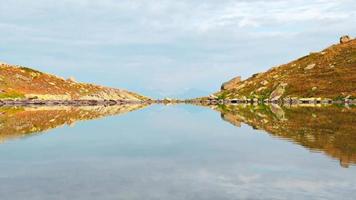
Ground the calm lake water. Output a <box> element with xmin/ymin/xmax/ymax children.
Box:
<box><xmin>0</xmin><ymin>104</ymin><xmax>355</xmax><ymax>200</ymax></box>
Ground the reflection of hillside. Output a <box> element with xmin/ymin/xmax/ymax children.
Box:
<box><xmin>0</xmin><ymin>104</ymin><xmax>149</xmax><ymax>143</ymax></box>
<box><xmin>214</xmin><ymin>104</ymin><xmax>356</xmax><ymax>168</ymax></box>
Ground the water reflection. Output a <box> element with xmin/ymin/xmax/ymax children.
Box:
<box><xmin>209</xmin><ymin>104</ymin><xmax>356</xmax><ymax>168</ymax></box>
<box><xmin>0</xmin><ymin>104</ymin><xmax>148</xmax><ymax>143</ymax></box>
<box><xmin>1</xmin><ymin>103</ymin><xmax>355</xmax><ymax>168</ymax></box>
<box><xmin>1</xmin><ymin>104</ymin><xmax>356</xmax><ymax>199</ymax></box>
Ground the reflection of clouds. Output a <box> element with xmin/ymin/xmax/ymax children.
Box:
<box><xmin>238</xmin><ymin>174</ymin><xmax>261</xmax><ymax>184</ymax></box>
<box><xmin>273</xmin><ymin>180</ymin><xmax>349</xmax><ymax>192</ymax></box>
<box><xmin>2</xmin><ymin>158</ymin><xmax>355</xmax><ymax>200</ymax></box>
<box><xmin>1</xmin><ymin>105</ymin><xmax>356</xmax><ymax>199</ymax></box>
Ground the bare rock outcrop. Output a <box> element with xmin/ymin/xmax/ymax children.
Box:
<box><xmin>340</xmin><ymin>35</ymin><xmax>353</xmax><ymax>44</ymax></box>
<box><xmin>269</xmin><ymin>83</ymin><xmax>288</xmax><ymax>101</ymax></box>
<box><xmin>221</xmin><ymin>76</ymin><xmax>241</xmax><ymax>90</ymax></box>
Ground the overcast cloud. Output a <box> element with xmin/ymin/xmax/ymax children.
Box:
<box><xmin>1</xmin><ymin>0</ymin><xmax>355</xmax><ymax>98</ymax></box>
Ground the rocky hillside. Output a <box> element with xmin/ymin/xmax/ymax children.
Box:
<box><xmin>0</xmin><ymin>63</ymin><xmax>148</xmax><ymax>101</ymax></box>
<box><xmin>214</xmin><ymin>36</ymin><xmax>356</xmax><ymax>102</ymax></box>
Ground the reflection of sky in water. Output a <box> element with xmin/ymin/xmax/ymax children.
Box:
<box><xmin>0</xmin><ymin>105</ymin><xmax>355</xmax><ymax>200</ymax></box>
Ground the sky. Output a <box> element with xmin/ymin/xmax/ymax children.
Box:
<box><xmin>1</xmin><ymin>0</ymin><xmax>355</xmax><ymax>98</ymax></box>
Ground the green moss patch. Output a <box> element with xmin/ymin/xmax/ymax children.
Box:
<box><xmin>0</xmin><ymin>91</ymin><xmax>25</xmax><ymax>99</ymax></box>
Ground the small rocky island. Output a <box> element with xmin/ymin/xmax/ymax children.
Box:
<box><xmin>196</xmin><ymin>35</ymin><xmax>356</xmax><ymax>105</ymax></box>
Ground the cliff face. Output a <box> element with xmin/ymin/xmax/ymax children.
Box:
<box><xmin>215</xmin><ymin>37</ymin><xmax>356</xmax><ymax>101</ymax></box>
<box><xmin>0</xmin><ymin>63</ymin><xmax>149</xmax><ymax>101</ymax></box>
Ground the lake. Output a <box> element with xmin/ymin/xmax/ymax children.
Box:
<box><xmin>0</xmin><ymin>104</ymin><xmax>355</xmax><ymax>200</ymax></box>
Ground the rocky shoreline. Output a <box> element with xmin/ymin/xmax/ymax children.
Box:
<box><xmin>184</xmin><ymin>97</ymin><xmax>356</xmax><ymax>105</ymax></box>
<box><xmin>1</xmin><ymin>98</ymin><xmax>355</xmax><ymax>107</ymax></box>
<box><xmin>0</xmin><ymin>99</ymin><xmax>150</xmax><ymax>106</ymax></box>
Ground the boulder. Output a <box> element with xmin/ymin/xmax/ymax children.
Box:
<box><xmin>260</xmin><ymin>80</ymin><xmax>269</xmax><ymax>86</ymax></box>
<box><xmin>67</xmin><ymin>77</ymin><xmax>77</xmax><ymax>82</ymax></box>
<box><xmin>221</xmin><ymin>76</ymin><xmax>242</xmax><ymax>90</ymax></box>
<box><xmin>270</xmin><ymin>83</ymin><xmax>288</xmax><ymax>101</ymax></box>
<box><xmin>340</xmin><ymin>35</ymin><xmax>353</xmax><ymax>44</ymax></box>
<box><xmin>15</xmin><ymin>74</ymin><xmax>31</xmax><ymax>81</ymax></box>
<box><xmin>304</xmin><ymin>63</ymin><xmax>316</xmax><ymax>70</ymax></box>
<box><xmin>208</xmin><ymin>95</ymin><xmax>218</xmax><ymax>100</ymax></box>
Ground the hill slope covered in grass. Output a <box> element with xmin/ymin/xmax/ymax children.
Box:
<box><xmin>0</xmin><ymin>63</ymin><xmax>148</xmax><ymax>101</ymax></box>
<box><xmin>214</xmin><ymin>36</ymin><xmax>356</xmax><ymax>102</ymax></box>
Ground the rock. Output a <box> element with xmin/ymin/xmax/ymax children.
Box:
<box><xmin>67</xmin><ymin>77</ymin><xmax>77</xmax><ymax>82</ymax></box>
<box><xmin>209</xmin><ymin>95</ymin><xmax>217</xmax><ymax>99</ymax></box>
<box><xmin>260</xmin><ymin>80</ymin><xmax>269</xmax><ymax>86</ymax></box>
<box><xmin>30</xmin><ymin>72</ymin><xmax>39</xmax><ymax>78</ymax></box>
<box><xmin>340</xmin><ymin>35</ymin><xmax>353</xmax><ymax>44</ymax></box>
<box><xmin>280</xmin><ymin>82</ymin><xmax>288</xmax><ymax>87</ymax></box>
<box><xmin>270</xmin><ymin>83</ymin><xmax>287</xmax><ymax>101</ymax></box>
<box><xmin>257</xmin><ymin>86</ymin><xmax>267</xmax><ymax>92</ymax></box>
<box><xmin>221</xmin><ymin>76</ymin><xmax>242</xmax><ymax>90</ymax></box>
<box><xmin>321</xmin><ymin>98</ymin><xmax>332</xmax><ymax>104</ymax></box>
<box><xmin>15</xmin><ymin>74</ymin><xmax>31</xmax><ymax>81</ymax></box>
<box><xmin>251</xmin><ymin>73</ymin><xmax>261</xmax><ymax>78</ymax></box>
<box><xmin>312</xmin><ymin>87</ymin><xmax>317</xmax><ymax>91</ymax></box>
<box><xmin>299</xmin><ymin>98</ymin><xmax>318</xmax><ymax>103</ymax></box>
<box><xmin>235</xmin><ymin>83</ymin><xmax>246</xmax><ymax>90</ymax></box>
<box><xmin>304</xmin><ymin>63</ymin><xmax>316</xmax><ymax>70</ymax></box>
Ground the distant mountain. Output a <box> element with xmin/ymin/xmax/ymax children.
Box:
<box><xmin>0</xmin><ymin>63</ymin><xmax>149</xmax><ymax>101</ymax></box>
<box><xmin>212</xmin><ymin>36</ymin><xmax>356</xmax><ymax>102</ymax></box>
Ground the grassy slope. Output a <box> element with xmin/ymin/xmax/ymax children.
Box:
<box><xmin>0</xmin><ymin>63</ymin><xmax>148</xmax><ymax>101</ymax></box>
<box><xmin>215</xmin><ymin>39</ymin><xmax>356</xmax><ymax>100</ymax></box>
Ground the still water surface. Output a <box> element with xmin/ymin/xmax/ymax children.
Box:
<box><xmin>0</xmin><ymin>104</ymin><xmax>355</xmax><ymax>200</ymax></box>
